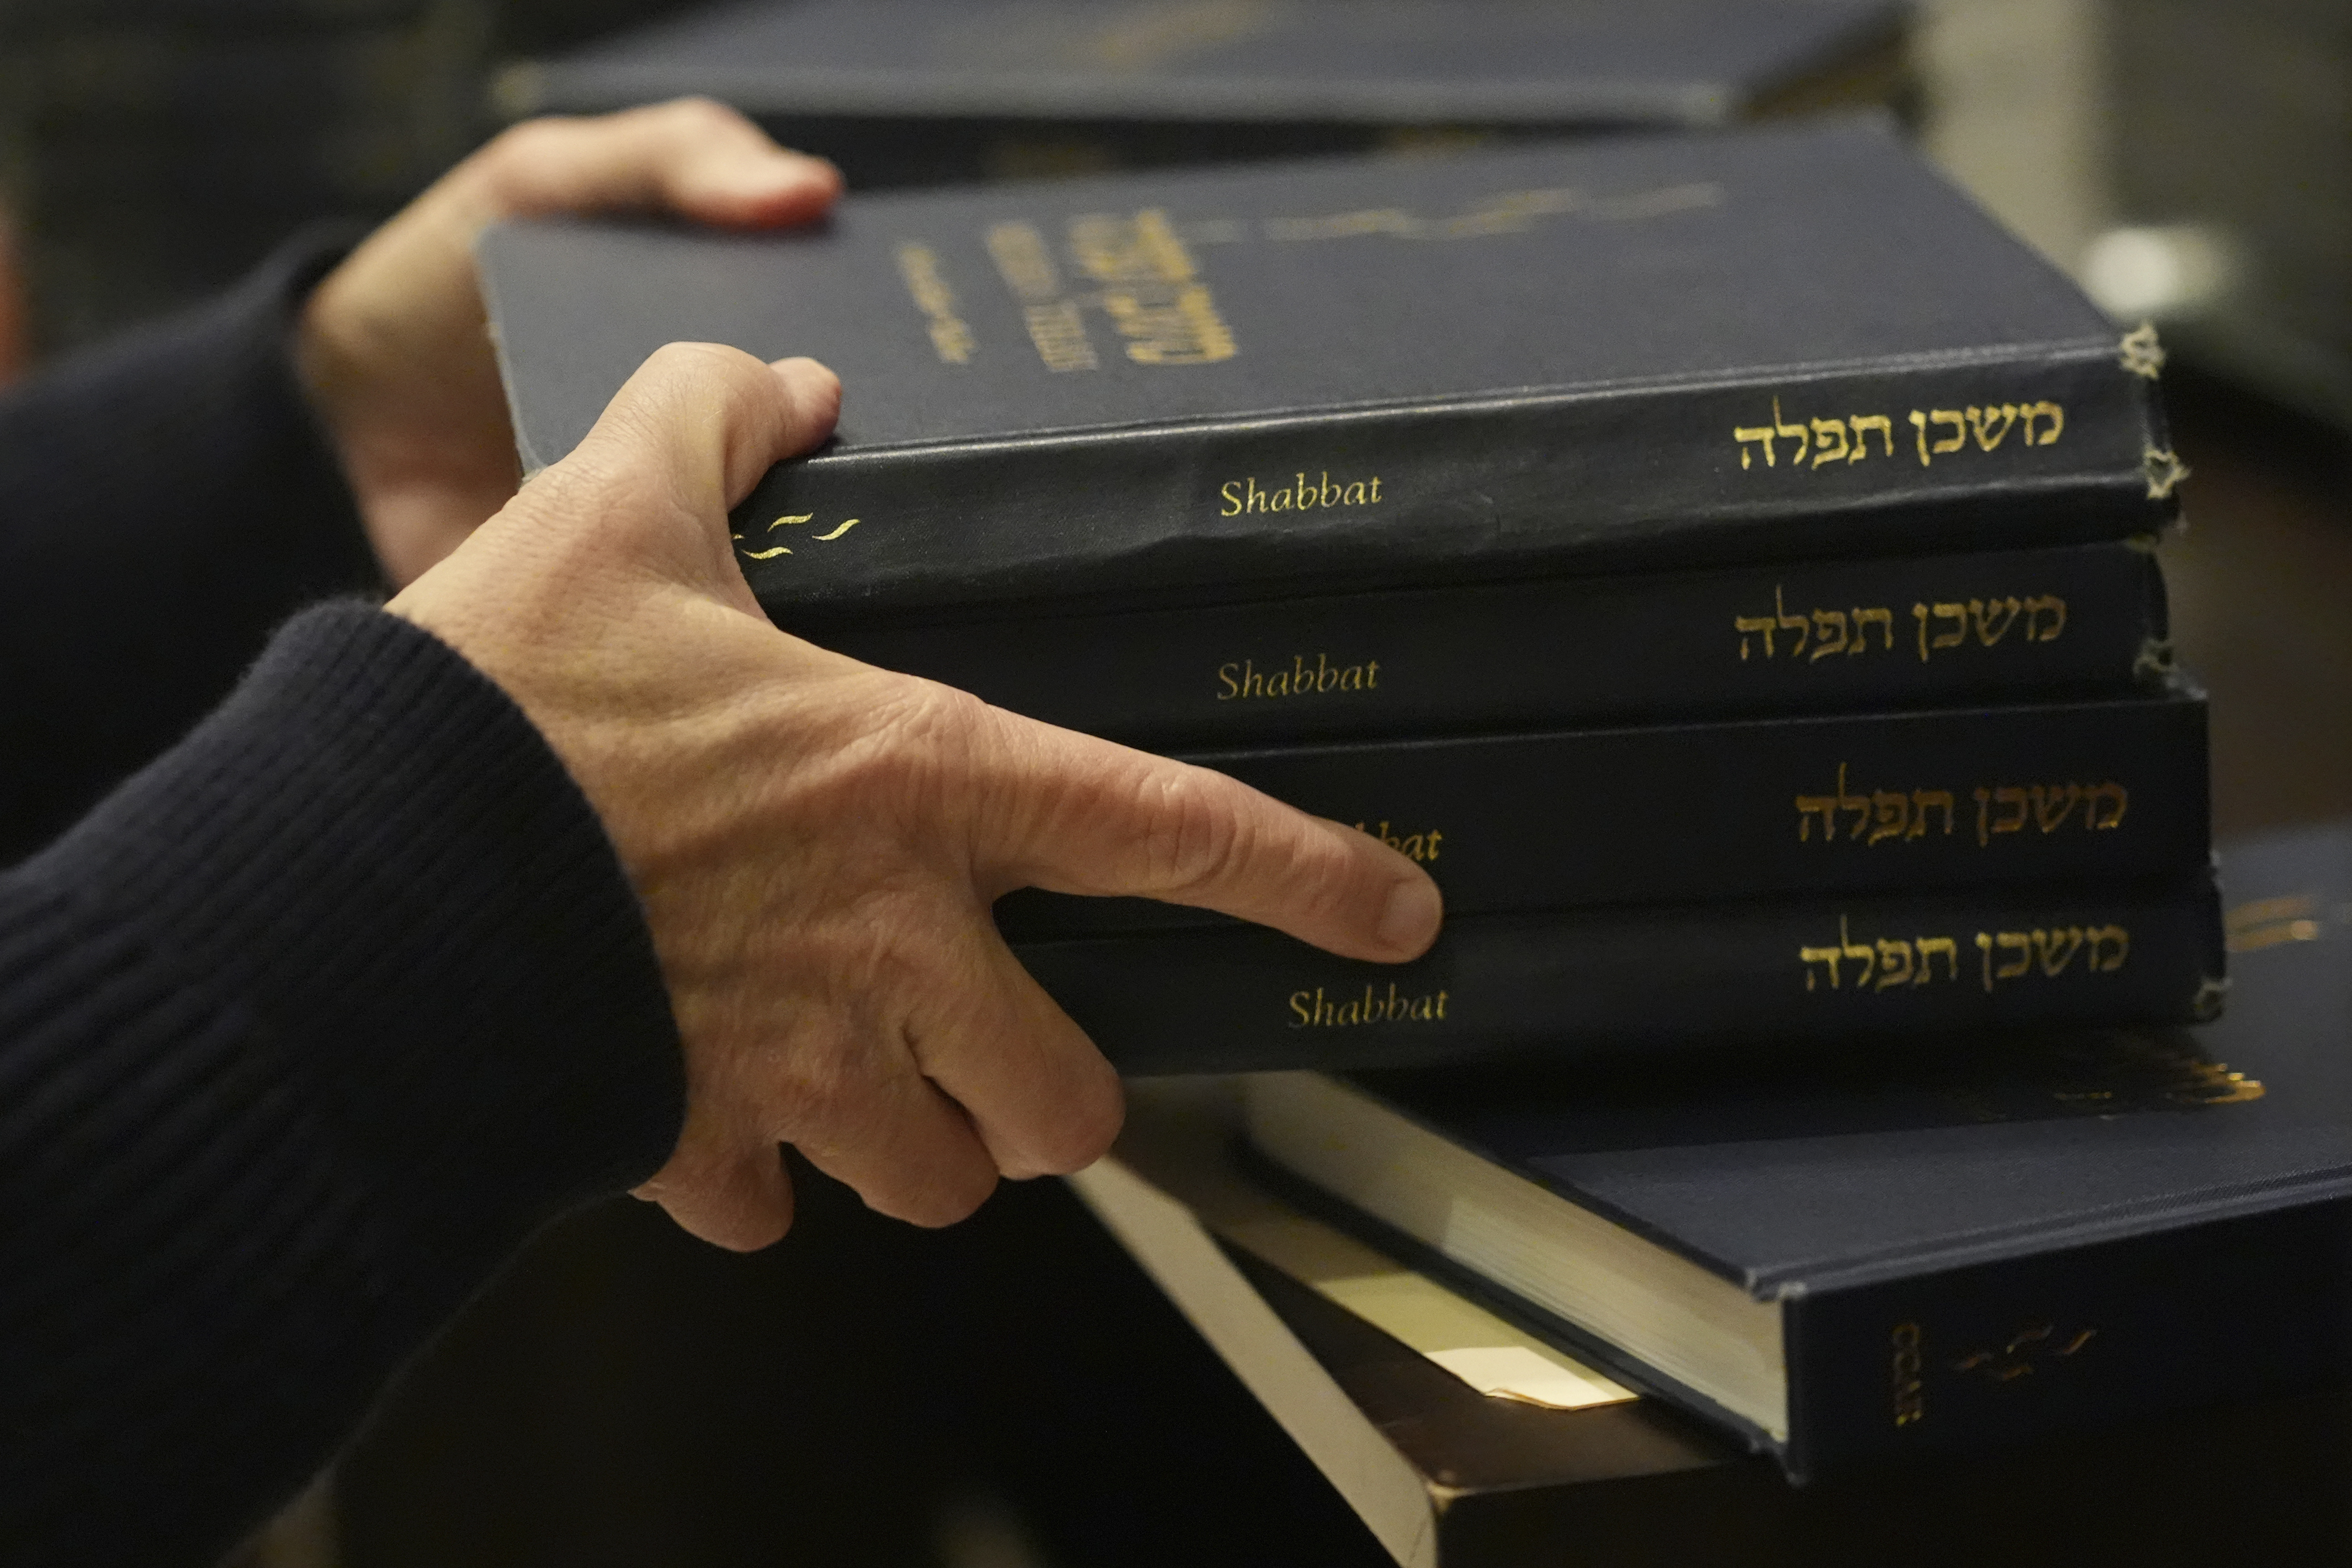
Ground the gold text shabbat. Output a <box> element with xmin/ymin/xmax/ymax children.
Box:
<box><xmin>1288</xmin><ymin>983</ymin><xmax>1451</xmax><ymax>1028</ymax></box>
<box><xmin>1219</xmin><ymin>471</ymin><xmax>1383</xmax><ymax>516</ymax></box>
<box><xmin>1216</xmin><ymin>653</ymin><xmax>1380</xmax><ymax>701</ymax></box>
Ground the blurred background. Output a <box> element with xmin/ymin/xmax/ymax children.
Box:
<box><xmin>1</xmin><ymin>3</ymin><xmax>2340</xmax><ymax>1566</ymax></box>
<box><xmin>0</xmin><ymin>0</ymin><xmax>2342</xmax><ymax>420</ymax></box>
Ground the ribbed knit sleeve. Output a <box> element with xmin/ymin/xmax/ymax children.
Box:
<box><xmin>0</xmin><ymin>602</ymin><xmax>686</xmax><ymax>1568</ymax></box>
<box><xmin>0</xmin><ymin>238</ymin><xmax>382</xmax><ymax>866</ymax></box>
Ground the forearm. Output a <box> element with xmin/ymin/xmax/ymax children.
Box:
<box><xmin>0</xmin><ymin>604</ymin><xmax>682</xmax><ymax>1568</ymax></box>
<box><xmin>0</xmin><ymin>245</ymin><xmax>382</xmax><ymax>864</ymax></box>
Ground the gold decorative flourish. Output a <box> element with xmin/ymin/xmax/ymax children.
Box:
<box><xmin>2119</xmin><ymin>322</ymin><xmax>2167</xmax><ymax>378</ymax></box>
<box><xmin>733</xmin><ymin>512</ymin><xmax>863</xmax><ymax>561</ymax></box>
<box><xmin>1952</xmin><ymin>1320</ymin><xmax>2098</xmax><ymax>1385</ymax></box>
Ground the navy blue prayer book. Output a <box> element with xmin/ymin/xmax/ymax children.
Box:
<box><xmin>478</xmin><ymin>119</ymin><xmax>2181</xmax><ymax>625</ymax></box>
<box><xmin>1243</xmin><ymin>821</ymin><xmax>2352</xmax><ymax>1479</ymax></box>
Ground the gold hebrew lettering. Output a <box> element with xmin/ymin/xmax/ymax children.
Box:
<box><xmin>1840</xmin><ymin>767</ymin><xmax>1872</xmax><ymax>840</ymax></box>
<box><xmin>1990</xmin><ymin>786</ymin><xmax>2031</xmax><ymax>837</ymax></box>
<box><xmin>2085</xmin><ymin>783</ymin><xmax>2129</xmax><ymax>830</ymax></box>
<box><xmin>1853</xmin><ymin>606</ymin><xmax>1894</xmax><ymax>652</ymax></box>
<box><xmin>1798</xmin><ymin>764</ymin><xmax>1857</xmax><ymax>842</ymax></box>
<box><xmin>1841</xmin><ymin>916</ymin><xmax>1876</xmax><ymax>988</ymax></box>
<box><xmin>1995</xmin><ymin>931</ymin><xmax>2033</xmax><ymax>981</ymax></box>
<box><xmin>1734</xmin><ymin>613</ymin><xmax>1777</xmax><ymax>660</ymax></box>
<box><xmin>1909</xmin><ymin>788</ymin><xmax>1956</xmax><ymax>839</ymax></box>
<box><xmin>1928</xmin><ymin>409</ymin><xmax>1966</xmax><ymax>456</ymax></box>
<box><xmin>2033</xmin><ymin>926</ymin><xmax>2085</xmax><ymax>977</ymax></box>
<box><xmin>2020</xmin><ymin>401</ymin><xmax>2064</xmax><ymax>445</ymax></box>
<box><xmin>2022</xmin><ymin>594</ymin><xmax>2068</xmax><ymax>641</ymax></box>
<box><xmin>1967</xmin><ymin>404</ymin><xmax>2019</xmax><ymax>450</ymax></box>
<box><xmin>1773</xmin><ymin>398</ymin><xmax>1809</xmax><ymax>466</ymax></box>
<box><xmin>1972</xmin><ymin>596</ymin><xmax>2023</xmax><ymax>646</ymax></box>
<box><xmin>2031</xmin><ymin>784</ymin><xmax>2082</xmax><ymax>833</ymax></box>
<box><xmin>1810</xmin><ymin>609</ymin><xmax>1850</xmax><ymax>661</ymax></box>
<box><xmin>1849</xmin><ymin>414</ymin><xmax>1894</xmax><ymax>459</ymax></box>
<box><xmin>1810</xmin><ymin>418</ymin><xmax>1850</xmax><ymax>468</ymax></box>
<box><xmin>1915</xmin><ymin>936</ymin><xmax>1960</xmax><ymax>983</ymax></box>
<box><xmin>2085</xmin><ymin>924</ymin><xmax>2130</xmax><ymax>971</ymax></box>
<box><xmin>1867</xmin><ymin>790</ymin><xmax>1912</xmax><ymax>846</ymax></box>
<box><xmin>1775</xmin><ymin>586</ymin><xmax>1809</xmax><ymax>657</ymax></box>
<box><xmin>1799</xmin><ymin>944</ymin><xmax>1842</xmax><ymax>991</ymax></box>
<box><xmin>1735</xmin><ymin>424</ymin><xmax>1776</xmax><ymax>469</ymax></box>
<box><xmin>1796</xmin><ymin>795</ymin><xmax>1839</xmax><ymax>842</ymax></box>
<box><xmin>1875</xmin><ymin>939</ymin><xmax>1915</xmax><ymax>989</ymax></box>
<box><xmin>1929</xmin><ymin>602</ymin><xmax>1968</xmax><ymax>653</ymax></box>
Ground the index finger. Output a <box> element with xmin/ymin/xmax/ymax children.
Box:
<box><xmin>972</xmin><ymin>715</ymin><xmax>1443</xmax><ymax>963</ymax></box>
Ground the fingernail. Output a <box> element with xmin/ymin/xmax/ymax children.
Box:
<box><xmin>1377</xmin><ymin>877</ymin><xmax>1443</xmax><ymax>956</ymax></box>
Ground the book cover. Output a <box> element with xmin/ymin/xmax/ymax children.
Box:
<box><xmin>501</xmin><ymin>0</ymin><xmax>1909</xmax><ymax>140</ymax></box>
<box><xmin>478</xmin><ymin>119</ymin><xmax>2181</xmax><ymax>619</ymax></box>
<box><xmin>1023</xmin><ymin>876</ymin><xmax>2224</xmax><ymax>1073</ymax></box>
<box><xmin>996</xmin><ymin>682</ymin><xmax>2213</xmax><ymax>936</ymax></box>
<box><xmin>1242</xmin><ymin>819</ymin><xmax>2352</xmax><ymax>1478</ymax></box>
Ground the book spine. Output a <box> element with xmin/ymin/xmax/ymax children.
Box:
<box><xmin>814</xmin><ymin>540</ymin><xmax>2168</xmax><ymax>749</ymax></box>
<box><xmin>993</xmin><ymin>688</ymin><xmax>2212</xmax><ymax>936</ymax></box>
<box><xmin>1786</xmin><ymin>1194</ymin><xmax>2352</xmax><ymax>1480</ymax></box>
<box><xmin>1018</xmin><ymin>881</ymin><xmax>2224</xmax><ymax>1074</ymax></box>
<box><xmin>737</xmin><ymin>347</ymin><xmax>2176</xmax><ymax>615</ymax></box>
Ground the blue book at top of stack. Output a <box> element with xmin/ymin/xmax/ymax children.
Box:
<box><xmin>479</xmin><ymin>118</ymin><xmax>2178</xmax><ymax>623</ymax></box>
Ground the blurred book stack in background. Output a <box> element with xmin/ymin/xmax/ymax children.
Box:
<box><xmin>493</xmin><ymin>0</ymin><xmax>1915</xmax><ymax>190</ymax></box>
<box><xmin>2084</xmin><ymin>0</ymin><xmax>2352</xmax><ymax>432</ymax></box>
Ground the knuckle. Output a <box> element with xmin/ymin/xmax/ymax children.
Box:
<box><xmin>1027</xmin><ymin>1071</ymin><xmax>1124</xmax><ymax>1175</ymax></box>
<box><xmin>1141</xmin><ymin>768</ymin><xmax>1252</xmax><ymax>894</ymax></box>
<box><xmin>827</xmin><ymin>676</ymin><xmax>991</xmax><ymax>809</ymax></box>
<box><xmin>641</xmin><ymin>338</ymin><xmax>754</xmax><ymax>383</ymax></box>
<box><xmin>659</xmin><ymin>95</ymin><xmax>743</xmax><ymax>135</ymax></box>
<box><xmin>891</xmin><ymin>1163</ymin><xmax>998</xmax><ymax>1229</ymax></box>
<box><xmin>482</xmin><ymin>117</ymin><xmax>576</xmax><ymax>177</ymax></box>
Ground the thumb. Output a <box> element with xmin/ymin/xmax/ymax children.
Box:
<box><xmin>568</xmin><ymin>340</ymin><xmax>840</xmax><ymax>517</ymax></box>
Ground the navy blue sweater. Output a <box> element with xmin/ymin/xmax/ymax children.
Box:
<box><xmin>0</xmin><ymin>256</ymin><xmax>687</xmax><ymax>1565</ymax></box>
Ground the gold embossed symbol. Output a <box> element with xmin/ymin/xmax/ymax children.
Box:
<box><xmin>730</xmin><ymin>514</ymin><xmax>863</xmax><ymax>561</ymax></box>
<box><xmin>2118</xmin><ymin>322</ymin><xmax>2167</xmax><ymax>379</ymax></box>
<box><xmin>1951</xmin><ymin>1321</ymin><xmax>2098</xmax><ymax>1384</ymax></box>
<box><xmin>2142</xmin><ymin>447</ymin><xmax>2190</xmax><ymax>500</ymax></box>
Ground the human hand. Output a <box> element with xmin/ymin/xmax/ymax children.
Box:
<box><xmin>299</xmin><ymin>99</ymin><xmax>841</xmax><ymax>587</ymax></box>
<box><xmin>385</xmin><ymin>344</ymin><xmax>1444</xmax><ymax>1251</ymax></box>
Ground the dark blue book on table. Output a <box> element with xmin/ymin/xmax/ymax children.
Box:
<box><xmin>478</xmin><ymin>119</ymin><xmax>2181</xmax><ymax>627</ymax></box>
<box><xmin>1243</xmin><ymin>821</ymin><xmax>2352</xmax><ymax>1480</ymax></box>
<box><xmin>500</xmin><ymin>0</ymin><xmax>1910</xmax><ymax>171</ymax></box>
